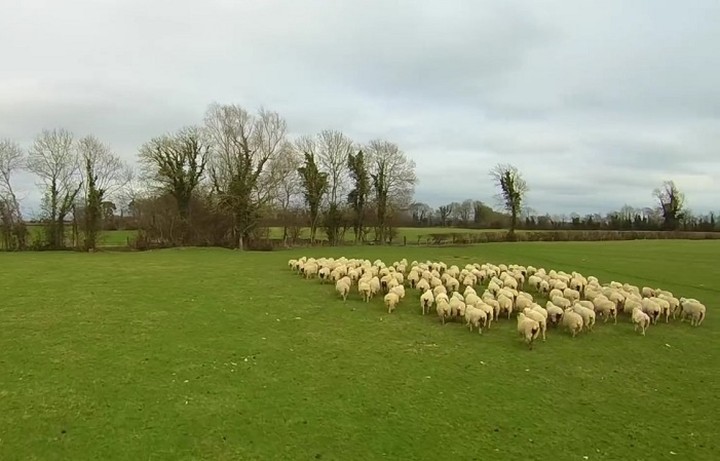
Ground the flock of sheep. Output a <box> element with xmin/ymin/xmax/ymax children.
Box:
<box><xmin>287</xmin><ymin>256</ymin><xmax>707</xmax><ymax>349</ymax></box>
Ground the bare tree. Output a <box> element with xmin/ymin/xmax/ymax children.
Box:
<box><xmin>0</xmin><ymin>139</ymin><xmax>27</xmax><ymax>249</ymax></box>
<box><xmin>437</xmin><ymin>204</ymin><xmax>452</xmax><ymax>227</ymax></box>
<box><xmin>317</xmin><ymin>130</ymin><xmax>353</xmax><ymax>207</ymax></box>
<box><xmin>490</xmin><ymin>163</ymin><xmax>528</xmax><ymax>237</ymax></box>
<box><xmin>139</xmin><ymin>126</ymin><xmax>208</xmax><ymax>244</ymax></box>
<box><xmin>27</xmin><ymin>128</ymin><xmax>82</xmax><ymax>249</ymax></box>
<box><xmin>77</xmin><ymin>135</ymin><xmax>129</xmax><ymax>250</ymax></box>
<box><xmin>316</xmin><ymin>130</ymin><xmax>353</xmax><ymax>245</ymax></box>
<box><xmin>268</xmin><ymin>141</ymin><xmax>302</xmax><ymax>242</ymax></box>
<box><xmin>365</xmin><ymin>140</ymin><xmax>417</xmax><ymax>244</ymax></box>
<box><xmin>204</xmin><ymin>103</ymin><xmax>288</xmax><ymax>250</ymax></box>
<box><xmin>458</xmin><ymin>199</ymin><xmax>474</xmax><ymax>225</ymax></box>
<box><xmin>653</xmin><ymin>180</ymin><xmax>685</xmax><ymax>230</ymax></box>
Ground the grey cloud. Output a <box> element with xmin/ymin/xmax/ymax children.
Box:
<box><xmin>2</xmin><ymin>0</ymin><xmax>720</xmax><ymax>217</ymax></box>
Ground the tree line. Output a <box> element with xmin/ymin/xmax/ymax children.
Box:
<box><xmin>0</xmin><ymin>104</ymin><xmax>713</xmax><ymax>251</ymax></box>
<box><xmin>0</xmin><ymin>103</ymin><xmax>420</xmax><ymax>250</ymax></box>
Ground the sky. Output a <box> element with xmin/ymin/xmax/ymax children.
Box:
<box><xmin>2</xmin><ymin>0</ymin><xmax>719</xmax><ymax>218</ymax></box>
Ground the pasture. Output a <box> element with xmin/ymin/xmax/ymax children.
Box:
<box><xmin>1</xmin><ymin>241</ymin><xmax>718</xmax><ymax>460</ymax></box>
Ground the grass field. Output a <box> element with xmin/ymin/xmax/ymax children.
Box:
<box><xmin>1</xmin><ymin>241</ymin><xmax>718</xmax><ymax>460</ymax></box>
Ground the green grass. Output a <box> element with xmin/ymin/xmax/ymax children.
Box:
<box><xmin>1</xmin><ymin>241</ymin><xmax>718</xmax><ymax>460</ymax></box>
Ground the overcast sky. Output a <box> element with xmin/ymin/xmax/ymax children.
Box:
<box><xmin>2</xmin><ymin>0</ymin><xmax>719</xmax><ymax>217</ymax></box>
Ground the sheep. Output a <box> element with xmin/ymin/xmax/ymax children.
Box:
<box><xmin>545</xmin><ymin>302</ymin><xmax>565</xmax><ymax>326</ymax></box>
<box><xmin>572</xmin><ymin>303</ymin><xmax>596</xmax><ymax>331</ymax></box>
<box><xmin>641</xmin><ymin>286</ymin><xmax>656</xmax><ymax>298</ymax></box>
<box><xmin>416</xmin><ymin>278</ymin><xmax>430</xmax><ymax>293</ymax></box>
<box><xmin>336</xmin><ymin>279</ymin><xmax>351</xmax><ymax>301</ymax></box>
<box><xmin>451</xmin><ymin>291</ymin><xmax>464</xmax><ymax>302</ymax></box>
<box><xmin>390</xmin><ymin>285</ymin><xmax>405</xmax><ymax>300</ymax></box>
<box><xmin>632</xmin><ymin>307</ymin><xmax>651</xmax><ymax>335</ymax></box>
<box><xmin>658</xmin><ymin>293</ymin><xmax>680</xmax><ymax>320</ymax></box>
<box><xmin>488</xmin><ymin>280</ymin><xmax>501</xmax><ymax>296</ymax></box>
<box><xmin>576</xmin><ymin>300</ymin><xmax>595</xmax><ymax>311</ymax></box>
<box><xmin>358</xmin><ymin>280</ymin><xmax>372</xmax><ymax>302</ymax></box>
<box><xmin>369</xmin><ymin>277</ymin><xmax>381</xmax><ymax>298</ymax></box>
<box><xmin>549</xmin><ymin>288</ymin><xmax>564</xmax><ymax>300</ymax></box>
<box><xmin>641</xmin><ymin>298</ymin><xmax>662</xmax><ymax>325</ymax></box>
<box><xmin>593</xmin><ymin>297</ymin><xmax>617</xmax><ymax>324</ymax></box>
<box><xmin>384</xmin><ymin>292</ymin><xmax>400</xmax><ymax>314</ymax></box>
<box><xmin>435</xmin><ymin>292</ymin><xmax>450</xmax><ymax>305</ymax></box>
<box><xmin>436</xmin><ymin>299</ymin><xmax>452</xmax><ymax>324</ymax></box>
<box><xmin>433</xmin><ymin>284</ymin><xmax>447</xmax><ymax>298</ymax></box>
<box><xmin>653</xmin><ymin>297</ymin><xmax>671</xmax><ymax>323</ymax></box>
<box><xmin>497</xmin><ymin>294</ymin><xmax>514</xmax><ymax>319</ymax></box>
<box><xmin>679</xmin><ymin>298</ymin><xmax>706</xmax><ymax>326</ymax></box>
<box><xmin>407</xmin><ymin>270</ymin><xmax>420</xmax><ymax>288</ymax></box>
<box><xmin>484</xmin><ymin>298</ymin><xmax>501</xmax><ymax>321</ymax></box>
<box><xmin>464</xmin><ymin>292</ymin><xmax>481</xmax><ymax>306</ymax></box>
<box><xmin>522</xmin><ymin>308</ymin><xmax>547</xmax><ymax>341</ymax></box>
<box><xmin>420</xmin><ymin>290</ymin><xmax>434</xmax><ymax>315</ymax></box>
<box><xmin>528</xmin><ymin>275</ymin><xmax>543</xmax><ymax>291</ymax></box>
<box><xmin>475</xmin><ymin>301</ymin><xmax>495</xmax><ymax>328</ymax></box>
<box><xmin>539</xmin><ymin>280</ymin><xmax>550</xmax><ymax>295</ymax></box>
<box><xmin>465</xmin><ymin>305</ymin><xmax>487</xmax><ymax>334</ymax></box>
<box><xmin>531</xmin><ymin>304</ymin><xmax>548</xmax><ymax>321</ymax></box>
<box><xmin>562</xmin><ymin>307</ymin><xmax>584</xmax><ymax>337</ymax></box>
<box><xmin>563</xmin><ymin>288</ymin><xmax>581</xmax><ymax>304</ymax></box>
<box><xmin>449</xmin><ymin>297</ymin><xmax>467</xmax><ymax>320</ymax></box>
<box><xmin>551</xmin><ymin>296</ymin><xmax>572</xmax><ymax>309</ymax></box>
<box><xmin>463</xmin><ymin>286</ymin><xmax>477</xmax><ymax>297</ymax></box>
<box><xmin>514</xmin><ymin>295</ymin><xmax>534</xmax><ymax>312</ymax></box>
<box><xmin>516</xmin><ymin>313</ymin><xmax>540</xmax><ymax>350</ymax></box>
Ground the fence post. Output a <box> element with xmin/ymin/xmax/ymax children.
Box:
<box><xmin>403</xmin><ymin>236</ymin><xmax>407</xmax><ymax>246</ymax></box>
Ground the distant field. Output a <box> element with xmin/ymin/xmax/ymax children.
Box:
<box><xmin>1</xmin><ymin>241</ymin><xmax>717</xmax><ymax>459</ymax></box>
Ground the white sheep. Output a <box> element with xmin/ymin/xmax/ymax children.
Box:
<box><xmin>497</xmin><ymin>294</ymin><xmax>514</xmax><ymax>319</ymax></box>
<box><xmin>562</xmin><ymin>307</ymin><xmax>584</xmax><ymax>337</ymax></box>
<box><xmin>516</xmin><ymin>312</ymin><xmax>540</xmax><ymax>350</ymax></box>
<box><xmin>632</xmin><ymin>307</ymin><xmax>651</xmax><ymax>335</ymax></box>
<box><xmin>679</xmin><ymin>298</ymin><xmax>706</xmax><ymax>326</ymax></box>
<box><xmin>641</xmin><ymin>298</ymin><xmax>662</xmax><ymax>325</ymax></box>
<box><xmin>563</xmin><ymin>287</ymin><xmax>581</xmax><ymax>303</ymax></box>
<box><xmin>358</xmin><ymin>280</ymin><xmax>372</xmax><ymax>302</ymax></box>
<box><xmin>420</xmin><ymin>290</ymin><xmax>434</xmax><ymax>315</ymax></box>
<box><xmin>551</xmin><ymin>296</ymin><xmax>572</xmax><ymax>309</ymax></box>
<box><xmin>336</xmin><ymin>279</ymin><xmax>351</xmax><ymax>301</ymax></box>
<box><xmin>545</xmin><ymin>302</ymin><xmax>565</xmax><ymax>326</ymax></box>
<box><xmin>436</xmin><ymin>299</ymin><xmax>452</xmax><ymax>324</ymax></box>
<box><xmin>465</xmin><ymin>305</ymin><xmax>487</xmax><ymax>334</ymax></box>
<box><xmin>390</xmin><ymin>285</ymin><xmax>405</xmax><ymax>300</ymax></box>
<box><xmin>572</xmin><ymin>303</ymin><xmax>596</xmax><ymax>331</ymax></box>
<box><xmin>522</xmin><ymin>308</ymin><xmax>547</xmax><ymax>341</ymax></box>
<box><xmin>384</xmin><ymin>292</ymin><xmax>400</xmax><ymax>313</ymax></box>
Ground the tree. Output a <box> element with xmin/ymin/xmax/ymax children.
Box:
<box><xmin>204</xmin><ymin>104</ymin><xmax>288</xmax><ymax>250</ymax></box>
<box><xmin>437</xmin><ymin>204</ymin><xmax>452</xmax><ymax>227</ymax></box>
<box><xmin>315</xmin><ymin>130</ymin><xmax>353</xmax><ymax>245</ymax></box>
<box><xmin>653</xmin><ymin>180</ymin><xmax>685</xmax><ymax>231</ymax></box>
<box><xmin>77</xmin><ymin>135</ymin><xmax>127</xmax><ymax>251</ymax></box>
<box><xmin>457</xmin><ymin>199</ymin><xmax>473</xmax><ymax>225</ymax></box>
<box><xmin>409</xmin><ymin>202</ymin><xmax>433</xmax><ymax>226</ymax></box>
<box><xmin>297</xmin><ymin>150</ymin><xmax>328</xmax><ymax>244</ymax></box>
<box><xmin>0</xmin><ymin>139</ymin><xmax>27</xmax><ymax>249</ymax></box>
<box><xmin>347</xmin><ymin>150</ymin><xmax>370</xmax><ymax>242</ymax></box>
<box><xmin>27</xmin><ymin>128</ymin><xmax>82</xmax><ymax>249</ymax></box>
<box><xmin>490</xmin><ymin>163</ymin><xmax>528</xmax><ymax>237</ymax></box>
<box><xmin>269</xmin><ymin>142</ymin><xmax>302</xmax><ymax>243</ymax></box>
<box><xmin>365</xmin><ymin>140</ymin><xmax>417</xmax><ymax>244</ymax></box>
<box><xmin>139</xmin><ymin>126</ymin><xmax>208</xmax><ymax>244</ymax></box>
